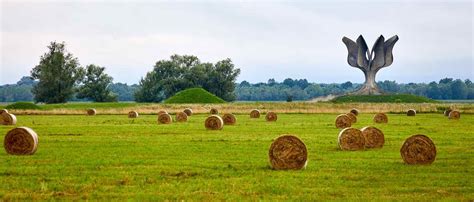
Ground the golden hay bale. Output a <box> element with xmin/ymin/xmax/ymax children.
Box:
<box><xmin>183</xmin><ymin>108</ymin><xmax>193</xmax><ymax>116</ymax></box>
<box><xmin>0</xmin><ymin>112</ymin><xmax>17</xmax><ymax>125</ymax></box>
<box><xmin>268</xmin><ymin>135</ymin><xmax>308</xmax><ymax>170</ymax></box>
<box><xmin>210</xmin><ymin>108</ymin><xmax>219</xmax><ymax>115</ymax></box>
<box><xmin>443</xmin><ymin>109</ymin><xmax>452</xmax><ymax>116</ymax></box>
<box><xmin>400</xmin><ymin>134</ymin><xmax>436</xmax><ymax>165</ymax></box>
<box><xmin>361</xmin><ymin>126</ymin><xmax>385</xmax><ymax>149</ymax></box>
<box><xmin>373</xmin><ymin>113</ymin><xmax>388</xmax><ymax>123</ymax></box>
<box><xmin>0</xmin><ymin>109</ymin><xmax>8</xmax><ymax>115</ymax></box>
<box><xmin>448</xmin><ymin>110</ymin><xmax>460</xmax><ymax>120</ymax></box>
<box><xmin>338</xmin><ymin>127</ymin><xmax>365</xmax><ymax>151</ymax></box>
<box><xmin>128</xmin><ymin>111</ymin><xmax>139</xmax><ymax>118</ymax></box>
<box><xmin>157</xmin><ymin>113</ymin><xmax>172</xmax><ymax>124</ymax></box>
<box><xmin>4</xmin><ymin>127</ymin><xmax>38</xmax><ymax>155</ymax></box>
<box><xmin>250</xmin><ymin>109</ymin><xmax>260</xmax><ymax>118</ymax></box>
<box><xmin>350</xmin><ymin>108</ymin><xmax>359</xmax><ymax>116</ymax></box>
<box><xmin>175</xmin><ymin>112</ymin><xmax>188</xmax><ymax>122</ymax></box>
<box><xmin>265</xmin><ymin>112</ymin><xmax>278</xmax><ymax>122</ymax></box>
<box><xmin>335</xmin><ymin>114</ymin><xmax>352</xmax><ymax>129</ymax></box>
<box><xmin>407</xmin><ymin>109</ymin><xmax>416</xmax><ymax>116</ymax></box>
<box><xmin>205</xmin><ymin>115</ymin><xmax>224</xmax><ymax>130</ymax></box>
<box><xmin>222</xmin><ymin>113</ymin><xmax>236</xmax><ymax>125</ymax></box>
<box><xmin>346</xmin><ymin>112</ymin><xmax>357</xmax><ymax>124</ymax></box>
<box><xmin>87</xmin><ymin>108</ymin><xmax>96</xmax><ymax>116</ymax></box>
<box><xmin>158</xmin><ymin>110</ymin><xmax>168</xmax><ymax>115</ymax></box>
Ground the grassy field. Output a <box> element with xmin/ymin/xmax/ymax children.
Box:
<box><xmin>0</xmin><ymin>112</ymin><xmax>473</xmax><ymax>200</ymax></box>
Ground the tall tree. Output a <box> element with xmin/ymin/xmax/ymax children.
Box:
<box><xmin>31</xmin><ymin>41</ymin><xmax>83</xmax><ymax>103</ymax></box>
<box><xmin>77</xmin><ymin>64</ymin><xmax>117</xmax><ymax>102</ymax></box>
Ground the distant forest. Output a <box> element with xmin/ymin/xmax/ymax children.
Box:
<box><xmin>1</xmin><ymin>76</ymin><xmax>472</xmax><ymax>102</ymax></box>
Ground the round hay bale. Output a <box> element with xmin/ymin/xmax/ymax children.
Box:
<box><xmin>0</xmin><ymin>113</ymin><xmax>17</xmax><ymax>125</ymax></box>
<box><xmin>158</xmin><ymin>110</ymin><xmax>168</xmax><ymax>115</ymax></box>
<box><xmin>350</xmin><ymin>108</ymin><xmax>359</xmax><ymax>116</ymax></box>
<box><xmin>448</xmin><ymin>110</ymin><xmax>460</xmax><ymax>120</ymax></box>
<box><xmin>0</xmin><ymin>109</ymin><xmax>8</xmax><ymax>115</ymax></box>
<box><xmin>268</xmin><ymin>135</ymin><xmax>308</xmax><ymax>170</ymax></box>
<box><xmin>444</xmin><ymin>109</ymin><xmax>452</xmax><ymax>116</ymax></box>
<box><xmin>338</xmin><ymin>127</ymin><xmax>365</xmax><ymax>151</ymax></box>
<box><xmin>128</xmin><ymin>111</ymin><xmax>139</xmax><ymax>118</ymax></box>
<box><xmin>4</xmin><ymin>127</ymin><xmax>38</xmax><ymax>155</ymax></box>
<box><xmin>205</xmin><ymin>115</ymin><xmax>224</xmax><ymax>130</ymax></box>
<box><xmin>361</xmin><ymin>126</ymin><xmax>385</xmax><ymax>148</ymax></box>
<box><xmin>183</xmin><ymin>108</ymin><xmax>193</xmax><ymax>116</ymax></box>
<box><xmin>407</xmin><ymin>109</ymin><xmax>416</xmax><ymax>116</ymax></box>
<box><xmin>265</xmin><ymin>112</ymin><xmax>278</xmax><ymax>122</ymax></box>
<box><xmin>157</xmin><ymin>113</ymin><xmax>172</xmax><ymax>124</ymax></box>
<box><xmin>400</xmin><ymin>134</ymin><xmax>436</xmax><ymax>165</ymax></box>
<box><xmin>346</xmin><ymin>112</ymin><xmax>357</xmax><ymax>124</ymax></box>
<box><xmin>335</xmin><ymin>114</ymin><xmax>352</xmax><ymax>129</ymax></box>
<box><xmin>250</xmin><ymin>109</ymin><xmax>260</xmax><ymax>118</ymax></box>
<box><xmin>373</xmin><ymin>113</ymin><xmax>388</xmax><ymax>123</ymax></box>
<box><xmin>175</xmin><ymin>111</ymin><xmax>188</xmax><ymax>122</ymax></box>
<box><xmin>87</xmin><ymin>108</ymin><xmax>96</xmax><ymax>116</ymax></box>
<box><xmin>222</xmin><ymin>113</ymin><xmax>236</xmax><ymax>125</ymax></box>
<box><xmin>210</xmin><ymin>108</ymin><xmax>219</xmax><ymax>115</ymax></box>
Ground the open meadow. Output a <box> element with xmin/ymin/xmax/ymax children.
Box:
<box><xmin>0</xmin><ymin>105</ymin><xmax>473</xmax><ymax>200</ymax></box>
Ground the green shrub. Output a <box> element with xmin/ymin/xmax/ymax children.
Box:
<box><xmin>6</xmin><ymin>102</ymin><xmax>42</xmax><ymax>109</ymax></box>
<box><xmin>164</xmin><ymin>88</ymin><xmax>226</xmax><ymax>104</ymax></box>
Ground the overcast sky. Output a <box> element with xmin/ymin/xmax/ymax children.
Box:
<box><xmin>1</xmin><ymin>0</ymin><xmax>473</xmax><ymax>85</ymax></box>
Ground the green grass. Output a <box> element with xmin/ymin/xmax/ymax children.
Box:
<box><xmin>332</xmin><ymin>94</ymin><xmax>438</xmax><ymax>103</ymax></box>
<box><xmin>6</xmin><ymin>102</ymin><xmax>41</xmax><ymax>110</ymax></box>
<box><xmin>0</xmin><ymin>113</ymin><xmax>472</xmax><ymax>200</ymax></box>
<box><xmin>164</xmin><ymin>88</ymin><xmax>225</xmax><ymax>104</ymax></box>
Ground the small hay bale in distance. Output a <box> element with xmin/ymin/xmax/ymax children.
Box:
<box><xmin>175</xmin><ymin>112</ymin><xmax>188</xmax><ymax>122</ymax></box>
<box><xmin>407</xmin><ymin>109</ymin><xmax>416</xmax><ymax>116</ymax></box>
<box><xmin>444</xmin><ymin>109</ymin><xmax>452</xmax><ymax>116</ymax></box>
<box><xmin>222</xmin><ymin>113</ymin><xmax>236</xmax><ymax>125</ymax></box>
<box><xmin>87</xmin><ymin>108</ymin><xmax>96</xmax><ymax>116</ymax></box>
<box><xmin>448</xmin><ymin>110</ymin><xmax>460</xmax><ymax>120</ymax></box>
<box><xmin>183</xmin><ymin>108</ymin><xmax>193</xmax><ymax>116</ymax></box>
<box><xmin>268</xmin><ymin>135</ymin><xmax>308</xmax><ymax>170</ymax></box>
<box><xmin>4</xmin><ymin>127</ymin><xmax>38</xmax><ymax>155</ymax></box>
<box><xmin>350</xmin><ymin>108</ymin><xmax>359</xmax><ymax>116</ymax></box>
<box><xmin>157</xmin><ymin>113</ymin><xmax>172</xmax><ymax>124</ymax></box>
<box><xmin>205</xmin><ymin>115</ymin><xmax>224</xmax><ymax>130</ymax></box>
<box><xmin>0</xmin><ymin>112</ymin><xmax>17</xmax><ymax>125</ymax></box>
<box><xmin>128</xmin><ymin>111</ymin><xmax>139</xmax><ymax>118</ymax></box>
<box><xmin>400</xmin><ymin>134</ymin><xmax>436</xmax><ymax>165</ymax></box>
<box><xmin>346</xmin><ymin>112</ymin><xmax>357</xmax><ymax>124</ymax></box>
<box><xmin>335</xmin><ymin>114</ymin><xmax>352</xmax><ymax>129</ymax></box>
<box><xmin>250</xmin><ymin>109</ymin><xmax>260</xmax><ymax>118</ymax></box>
<box><xmin>373</xmin><ymin>113</ymin><xmax>388</xmax><ymax>123</ymax></box>
<box><xmin>361</xmin><ymin>126</ymin><xmax>385</xmax><ymax>149</ymax></box>
<box><xmin>338</xmin><ymin>127</ymin><xmax>365</xmax><ymax>151</ymax></box>
<box><xmin>265</xmin><ymin>112</ymin><xmax>278</xmax><ymax>122</ymax></box>
<box><xmin>210</xmin><ymin>108</ymin><xmax>219</xmax><ymax>115</ymax></box>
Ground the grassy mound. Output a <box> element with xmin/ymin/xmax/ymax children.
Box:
<box><xmin>332</xmin><ymin>94</ymin><xmax>438</xmax><ymax>103</ymax></box>
<box><xmin>164</xmin><ymin>88</ymin><xmax>226</xmax><ymax>104</ymax></box>
<box><xmin>6</xmin><ymin>102</ymin><xmax>42</xmax><ymax>110</ymax></box>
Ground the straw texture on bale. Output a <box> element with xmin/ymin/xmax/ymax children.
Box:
<box><xmin>0</xmin><ymin>112</ymin><xmax>17</xmax><ymax>125</ymax></box>
<box><xmin>222</xmin><ymin>113</ymin><xmax>236</xmax><ymax>125</ymax></box>
<box><xmin>448</xmin><ymin>110</ymin><xmax>460</xmax><ymax>120</ymax></box>
<box><xmin>0</xmin><ymin>109</ymin><xmax>8</xmax><ymax>115</ymax></box>
<box><xmin>157</xmin><ymin>113</ymin><xmax>172</xmax><ymax>124</ymax></box>
<box><xmin>210</xmin><ymin>108</ymin><xmax>219</xmax><ymax>115</ymax></box>
<box><xmin>128</xmin><ymin>111</ymin><xmax>139</xmax><ymax>118</ymax></box>
<box><xmin>268</xmin><ymin>135</ymin><xmax>308</xmax><ymax>170</ymax></box>
<box><xmin>346</xmin><ymin>112</ymin><xmax>357</xmax><ymax>123</ymax></box>
<box><xmin>205</xmin><ymin>115</ymin><xmax>224</xmax><ymax>130</ymax></box>
<box><xmin>444</xmin><ymin>109</ymin><xmax>452</xmax><ymax>116</ymax></box>
<box><xmin>265</xmin><ymin>112</ymin><xmax>278</xmax><ymax>122</ymax></box>
<box><xmin>407</xmin><ymin>109</ymin><xmax>416</xmax><ymax>116</ymax></box>
<box><xmin>400</xmin><ymin>134</ymin><xmax>436</xmax><ymax>165</ymax></box>
<box><xmin>350</xmin><ymin>108</ymin><xmax>359</xmax><ymax>116</ymax></box>
<box><xmin>183</xmin><ymin>108</ymin><xmax>193</xmax><ymax>116</ymax></box>
<box><xmin>250</xmin><ymin>109</ymin><xmax>260</xmax><ymax>118</ymax></box>
<box><xmin>361</xmin><ymin>126</ymin><xmax>385</xmax><ymax>148</ymax></box>
<box><xmin>158</xmin><ymin>110</ymin><xmax>168</xmax><ymax>115</ymax></box>
<box><xmin>338</xmin><ymin>127</ymin><xmax>365</xmax><ymax>151</ymax></box>
<box><xmin>335</xmin><ymin>114</ymin><xmax>352</xmax><ymax>129</ymax></box>
<box><xmin>4</xmin><ymin>127</ymin><xmax>38</xmax><ymax>155</ymax></box>
<box><xmin>175</xmin><ymin>112</ymin><xmax>188</xmax><ymax>122</ymax></box>
<box><xmin>87</xmin><ymin>108</ymin><xmax>96</xmax><ymax>116</ymax></box>
<box><xmin>373</xmin><ymin>113</ymin><xmax>388</xmax><ymax>123</ymax></box>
